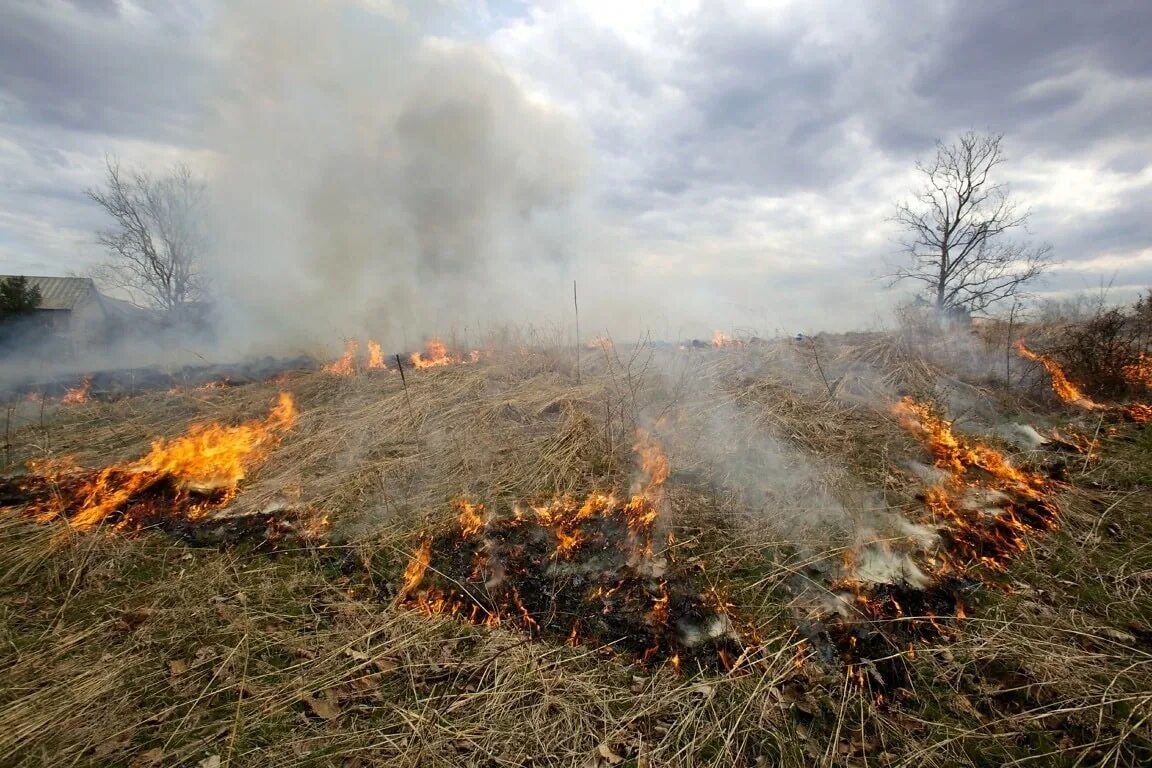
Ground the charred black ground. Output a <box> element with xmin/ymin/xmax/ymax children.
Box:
<box><xmin>398</xmin><ymin>500</ymin><xmax>751</xmax><ymax>672</ymax></box>
<box><xmin>0</xmin><ymin>471</ymin><xmax>316</xmax><ymax>550</ymax></box>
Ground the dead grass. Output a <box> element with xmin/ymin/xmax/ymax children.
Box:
<box><xmin>1</xmin><ymin>335</ymin><xmax>1151</xmax><ymax>766</ymax></box>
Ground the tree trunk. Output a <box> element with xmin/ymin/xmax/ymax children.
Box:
<box><xmin>936</xmin><ymin>246</ymin><xmax>949</xmax><ymax>310</ymax></box>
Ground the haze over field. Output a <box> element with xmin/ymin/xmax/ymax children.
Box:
<box><xmin>1</xmin><ymin>0</ymin><xmax>1150</xmax><ymax>353</ymax></box>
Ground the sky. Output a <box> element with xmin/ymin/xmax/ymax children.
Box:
<box><xmin>0</xmin><ymin>0</ymin><xmax>1150</xmax><ymax>342</ymax></box>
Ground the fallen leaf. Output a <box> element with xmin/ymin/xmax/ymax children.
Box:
<box><xmin>94</xmin><ymin>735</ymin><xmax>131</xmax><ymax>757</ymax></box>
<box><xmin>373</xmin><ymin>657</ymin><xmax>399</xmax><ymax>674</ymax></box>
<box><xmin>303</xmin><ymin>693</ymin><xmax>341</xmax><ymax>721</ymax></box>
<box><xmin>131</xmin><ymin>747</ymin><xmax>164</xmax><ymax>767</ymax></box>
<box><xmin>117</xmin><ymin>607</ymin><xmax>155</xmax><ymax>632</ymax></box>
<box><xmin>198</xmin><ymin>756</ymin><xmax>221</xmax><ymax>768</ymax></box>
<box><xmin>597</xmin><ymin>743</ymin><xmax>624</xmax><ymax>766</ymax></box>
<box><xmin>168</xmin><ymin>659</ymin><xmax>189</xmax><ymax>677</ymax></box>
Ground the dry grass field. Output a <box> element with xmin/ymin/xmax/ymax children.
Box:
<box><xmin>1</xmin><ymin>328</ymin><xmax>1150</xmax><ymax>767</ymax></box>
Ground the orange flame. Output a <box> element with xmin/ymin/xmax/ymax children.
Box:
<box><xmin>408</xmin><ymin>338</ymin><xmax>482</xmax><ymax>370</ymax></box>
<box><xmin>398</xmin><ymin>539</ymin><xmax>431</xmax><ymax>601</ymax></box>
<box><xmin>31</xmin><ymin>392</ymin><xmax>298</xmax><ymax>531</ymax></box>
<box><xmin>1124</xmin><ymin>403</ymin><xmax>1152</xmax><ymax>423</ymax></box>
<box><xmin>61</xmin><ymin>376</ymin><xmax>91</xmax><ymax>404</ymax></box>
<box><xmin>1121</xmin><ymin>353</ymin><xmax>1152</xmax><ymax>390</ymax></box>
<box><xmin>393</xmin><ymin>430</ymin><xmax>743</xmax><ymax>668</ymax></box>
<box><xmin>324</xmin><ymin>339</ymin><xmax>358</xmax><ymax>376</ymax></box>
<box><xmin>409</xmin><ymin>339</ymin><xmax>450</xmax><ymax>369</ymax></box>
<box><xmin>456</xmin><ymin>499</ymin><xmax>485</xmax><ymax>537</ymax></box>
<box><xmin>1015</xmin><ymin>340</ymin><xmax>1103</xmax><ymax>410</ymax></box>
<box><xmin>196</xmin><ymin>379</ymin><xmax>228</xmax><ymax>391</ymax></box>
<box><xmin>367</xmin><ymin>340</ymin><xmax>386</xmax><ymax>370</ymax></box>
<box><xmin>891</xmin><ymin>397</ymin><xmax>1056</xmax><ymax>576</ymax></box>
<box><xmin>711</xmin><ymin>331</ymin><xmax>740</xmax><ymax>348</ymax></box>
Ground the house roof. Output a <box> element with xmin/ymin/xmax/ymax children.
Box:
<box><xmin>99</xmin><ymin>293</ymin><xmax>157</xmax><ymax>323</ymax></box>
<box><xmin>0</xmin><ymin>275</ymin><xmax>97</xmax><ymax>311</ymax></box>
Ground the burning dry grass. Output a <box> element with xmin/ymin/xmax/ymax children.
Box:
<box><xmin>1</xmin><ymin>334</ymin><xmax>1150</xmax><ymax>766</ymax></box>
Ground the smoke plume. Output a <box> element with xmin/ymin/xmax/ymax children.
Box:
<box><xmin>203</xmin><ymin>1</ymin><xmax>587</xmax><ymax>355</ymax></box>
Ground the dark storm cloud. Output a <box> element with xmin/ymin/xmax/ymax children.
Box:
<box><xmin>0</xmin><ymin>1</ymin><xmax>207</xmax><ymax>140</ymax></box>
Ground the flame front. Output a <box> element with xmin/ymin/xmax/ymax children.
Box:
<box><xmin>1016</xmin><ymin>340</ymin><xmax>1152</xmax><ymax>421</ymax></box>
<box><xmin>409</xmin><ymin>338</ymin><xmax>481</xmax><ymax>370</ymax></box>
<box><xmin>397</xmin><ymin>431</ymin><xmax>746</xmax><ymax>670</ymax></box>
<box><xmin>818</xmin><ymin>398</ymin><xmax>1064</xmax><ymax>693</ymax></box>
<box><xmin>1122</xmin><ymin>353</ymin><xmax>1152</xmax><ymax>391</ymax></box>
<box><xmin>367</xmin><ymin>340</ymin><xmax>386</xmax><ymax>370</ymax></box>
<box><xmin>891</xmin><ymin>396</ymin><xmax>1056</xmax><ymax>576</ymax></box>
<box><xmin>62</xmin><ymin>376</ymin><xmax>91</xmax><ymax>404</ymax></box>
<box><xmin>27</xmin><ymin>392</ymin><xmax>300</xmax><ymax>532</ymax></box>
<box><xmin>711</xmin><ymin>331</ymin><xmax>740</xmax><ymax>348</ymax></box>
<box><xmin>324</xmin><ymin>339</ymin><xmax>358</xmax><ymax>376</ymax></box>
<box><xmin>1015</xmin><ymin>339</ymin><xmax>1103</xmax><ymax>409</ymax></box>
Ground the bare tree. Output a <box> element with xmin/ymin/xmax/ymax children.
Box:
<box><xmin>891</xmin><ymin>131</ymin><xmax>1053</xmax><ymax>315</ymax></box>
<box><xmin>86</xmin><ymin>157</ymin><xmax>207</xmax><ymax>313</ymax></box>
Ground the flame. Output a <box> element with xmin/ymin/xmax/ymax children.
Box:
<box><xmin>324</xmin><ymin>339</ymin><xmax>358</xmax><ymax>375</ymax></box>
<box><xmin>892</xmin><ymin>397</ymin><xmax>1056</xmax><ymax>575</ymax></box>
<box><xmin>27</xmin><ymin>393</ymin><xmax>299</xmax><ymax>531</ymax></box>
<box><xmin>586</xmin><ymin>336</ymin><xmax>614</xmax><ymax>352</ymax></box>
<box><xmin>1015</xmin><ymin>340</ymin><xmax>1103</xmax><ymax>410</ymax></box>
<box><xmin>816</xmin><ymin>397</ymin><xmax>1063</xmax><ymax>692</ymax></box>
<box><xmin>398</xmin><ymin>540</ymin><xmax>431</xmax><ymax>601</ymax></box>
<box><xmin>1015</xmin><ymin>340</ymin><xmax>1152</xmax><ymax>422</ymax></box>
<box><xmin>1124</xmin><ymin>403</ymin><xmax>1152</xmax><ymax>423</ymax></box>
<box><xmin>367</xmin><ymin>340</ymin><xmax>386</xmax><ymax>370</ymax></box>
<box><xmin>408</xmin><ymin>338</ymin><xmax>481</xmax><ymax>370</ymax></box>
<box><xmin>630</xmin><ymin>429</ymin><xmax>669</xmax><ymax>505</ymax></box>
<box><xmin>456</xmin><ymin>499</ymin><xmax>485</xmax><ymax>537</ymax></box>
<box><xmin>61</xmin><ymin>376</ymin><xmax>91</xmax><ymax>404</ymax></box>
<box><xmin>397</xmin><ymin>430</ymin><xmax>745</xmax><ymax>669</ymax></box>
<box><xmin>1122</xmin><ymin>353</ymin><xmax>1152</xmax><ymax>390</ymax></box>
<box><xmin>711</xmin><ymin>331</ymin><xmax>740</xmax><ymax>348</ymax></box>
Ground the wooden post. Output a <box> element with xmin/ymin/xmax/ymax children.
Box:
<box><xmin>395</xmin><ymin>354</ymin><xmax>417</xmax><ymax>437</ymax></box>
<box><xmin>574</xmin><ymin>280</ymin><xmax>581</xmax><ymax>385</ymax></box>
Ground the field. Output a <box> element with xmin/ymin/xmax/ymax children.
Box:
<box><xmin>1</xmin><ymin>328</ymin><xmax>1150</xmax><ymax>767</ymax></box>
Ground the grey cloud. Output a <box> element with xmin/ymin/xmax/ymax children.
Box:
<box><xmin>901</xmin><ymin>1</ymin><xmax>1152</xmax><ymax>150</ymax></box>
<box><xmin>0</xmin><ymin>2</ymin><xmax>206</xmax><ymax>140</ymax></box>
<box><xmin>65</xmin><ymin>0</ymin><xmax>120</xmax><ymax>16</ymax></box>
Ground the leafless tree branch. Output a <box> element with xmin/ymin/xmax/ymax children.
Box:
<box><xmin>86</xmin><ymin>156</ymin><xmax>207</xmax><ymax>314</ymax></box>
<box><xmin>887</xmin><ymin>131</ymin><xmax>1053</xmax><ymax>315</ymax></box>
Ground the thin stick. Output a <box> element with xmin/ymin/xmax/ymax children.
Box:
<box><xmin>395</xmin><ymin>354</ymin><xmax>417</xmax><ymax>436</ymax></box>
<box><xmin>3</xmin><ymin>406</ymin><xmax>12</xmax><ymax>469</ymax></box>
<box><xmin>39</xmin><ymin>389</ymin><xmax>48</xmax><ymax>453</ymax></box>
<box><xmin>807</xmin><ymin>337</ymin><xmax>834</xmax><ymax>398</ymax></box>
<box><xmin>573</xmin><ymin>279</ymin><xmax>581</xmax><ymax>385</ymax></box>
<box><xmin>1006</xmin><ymin>299</ymin><xmax>1017</xmax><ymax>395</ymax></box>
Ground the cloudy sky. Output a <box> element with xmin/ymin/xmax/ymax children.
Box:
<box><xmin>1</xmin><ymin>0</ymin><xmax>1150</xmax><ymax>339</ymax></box>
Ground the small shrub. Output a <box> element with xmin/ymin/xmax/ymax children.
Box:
<box><xmin>1050</xmin><ymin>307</ymin><xmax>1145</xmax><ymax>398</ymax></box>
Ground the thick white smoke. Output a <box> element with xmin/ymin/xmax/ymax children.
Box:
<box><xmin>203</xmin><ymin>1</ymin><xmax>588</xmax><ymax>355</ymax></box>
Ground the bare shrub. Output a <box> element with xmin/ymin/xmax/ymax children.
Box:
<box><xmin>1049</xmin><ymin>307</ymin><xmax>1144</xmax><ymax>398</ymax></box>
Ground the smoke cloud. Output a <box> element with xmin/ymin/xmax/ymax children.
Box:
<box><xmin>203</xmin><ymin>1</ymin><xmax>588</xmax><ymax>355</ymax></box>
